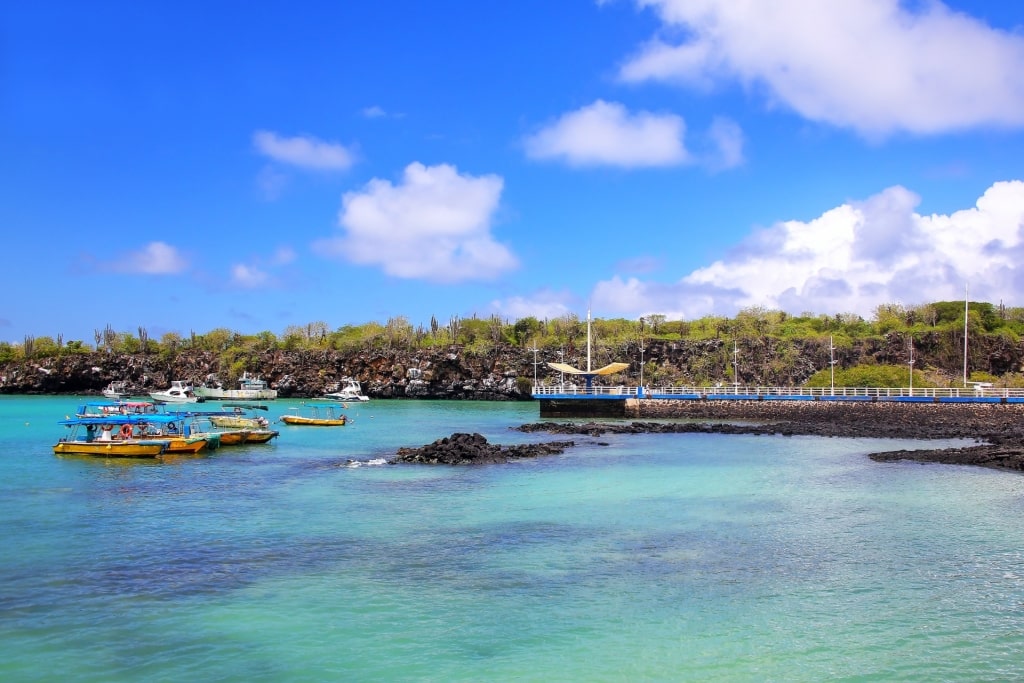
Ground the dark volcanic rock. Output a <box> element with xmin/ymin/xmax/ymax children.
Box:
<box><xmin>392</xmin><ymin>432</ymin><xmax>575</xmax><ymax>465</ymax></box>
<box><xmin>869</xmin><ymin>445</ymin><xmax>1024</xmax><ymax>471</ymax></box>
<box><xmin>520</xmin><ymin>400</ymin><xmax>1024</xmax><ymax>473</ymax></box>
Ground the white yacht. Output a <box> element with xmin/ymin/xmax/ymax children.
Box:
<box><xmin>194</xmin><ymin>372</ymin><xmax>278</xmax><ymax>401</ymax></box>
<box><xmin>321</xmin><ymin>378</ymin><xmax>370</xmax><ymax>402</ymax></box>
<box><xmin>149</xmin><ymin>380</ymin><xmax>202</xmax><ymax>404</ymax></box>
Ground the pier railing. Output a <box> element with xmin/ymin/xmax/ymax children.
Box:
<box><xmin>531</xmin><ymin>384</ymin><xmax>1024</xmax><ymax>399</ymax></box>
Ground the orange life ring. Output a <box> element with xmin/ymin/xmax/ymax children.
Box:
<box><xmin>119</xmin><ymin>424</ymin><xmax>133</xmax><ymax>439</ymax></box>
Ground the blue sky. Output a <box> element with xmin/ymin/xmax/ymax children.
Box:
<box><xmin>4</xmin><ymin>0</ymin><xmax>1024</xmax><ymax>344</ymax></box>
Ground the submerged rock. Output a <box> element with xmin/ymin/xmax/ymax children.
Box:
<box><xmin>392</xmin><ymin>432</ymin><xmax>575</xmax><ymax>465</ymax></box>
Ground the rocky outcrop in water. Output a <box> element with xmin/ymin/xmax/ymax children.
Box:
<box><xmin>392</xmin><ymin>432</ymin><xmax>576</xmax><ymax>465</ymax></box>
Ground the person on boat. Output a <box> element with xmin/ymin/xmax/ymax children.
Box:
<box><xmin>85</xmin><ymin>424</ymin><xmax>96</xmax><ymax>443</ymax></box>
<box><xmin>98</xmin><ymin>425</ymin><xmax>113</xmax><ymax>442</ymax></box>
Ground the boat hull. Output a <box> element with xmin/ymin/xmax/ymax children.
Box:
<box><xmin>193</xmin><ymin>388</ymin><xmax>277</xmax><ymax>401</ymax></box>
<box><xmin>53</xmin><ymin>440</ymin><xmax>168</xmax><ymax>458</ymax></box>
<box><xmin>243</xmin><ymin>429</ymin><xmax>280</xmax><ymax>442</ymax></box>
<box><xmin>209</xmin><ymin>416</ymin><xmax>268</xmax><ymax>429</ymax></box>
<box><xmin>280</xmin><ymin>416</ymin><xmax>346</xmax><ymax>426</ymax></box>
<box><xmin>162</xmin><ymin>436</ymin><xmax>211</xmax><ymax>454</ymax></box>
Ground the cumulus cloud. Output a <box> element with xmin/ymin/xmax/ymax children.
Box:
<box><xmin>621</xmin><ymin>0</ymin><xmax>1024</xmax><ymax>136</ymax></box>
<box><xmin>271</xmin><ymin>246</ymin><xmax>297</xmax><ymax>265</ymax></box>
<box><xmin>524</xmin><ymin>100</ymin><xmax>690</xmax><ymax>167</ymax></box>
<box><xmin>253</xmin><ymin>130</ymin><xmax>356</xmax><ymax>170</ymax></box>
<box><xmin>591</xmin><ymin>180</ymin><xmax>1024</xmax><ymax>319</ymax></box>
<box><xmin>230</xmin><ymin>263</ymin><xmax>270</xmax><ymax>288</ymax></box>
<box><xmin>491</xmin><ymin>289</ymin><xmax>577</xmax><ymax>320</ymax></box>
<box><xmin>227</xmin><ymin>246</ymin><xmax>296</xmax><ymax>288</ymax></box>
<box><xmin>361</xmin><ymin>105</ymin><xmax>403</xmax><ymax>119</ymax></box>
<box><xmin>108</xmin><ymin>241</ymin><xmax>188</xmax><ymax>275</ymax></box>
<box><xmin>317</xmin><ymin>162</ymin><xmax>517</xmax><ymax>282</ymax></box>
<box><xmin>704</xmin><ymin>116</ymin><xmax>744</xmax><ymax>171</ymax></box>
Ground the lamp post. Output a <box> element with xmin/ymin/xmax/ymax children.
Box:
<box><xmin>733</xmin><ymin>340</ymin><xmax>739</xmax><ymax>393</ymax></box>
<box><xmin>908</xmin><ymin>335</ymin><xmax>914</xmax><ymax>394</ymax></box>
<box><xmin>963</xmin><ymin>283</ymin><xmax>969</xmax><ymax>387</ymax></box>
<box><xmin>639</xmin><ymin>337</ymin><xmax>645</xmax><ymax>389</ymax></box>
<box><xmin>530</xmin><ymin>343</ymin><xmax>540</xmax><ymax>389</ymax></box>
<box><xmin>829</xmin><ymin>335</ymin><xmax>835</xmax><ymax>395</ymax></box>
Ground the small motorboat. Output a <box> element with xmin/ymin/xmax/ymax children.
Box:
<box><xmin>149</xmin><ymin>381</ymin><xmax>203</xmax><ymax>404</ymax></box>
<box><xmin>319</xmin><ymin>378</ymin><xmax>369</xmax><ymax>402</ymax></box>
<box><xmin>280</xmin><ymin>405</ymin><xmax>347</xmax><ymax>426</ymax></box>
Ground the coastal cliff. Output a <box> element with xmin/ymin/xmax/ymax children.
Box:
<box><xmin>1</xmin><ymin>331</ymin><xmax>1021</xmax><ymax>399</ymax></box>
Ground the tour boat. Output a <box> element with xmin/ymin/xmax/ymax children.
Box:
<box><xmin>53</xmin><ymin>416</ymin><xmax>170</xmax><ymax>458</ymax></box>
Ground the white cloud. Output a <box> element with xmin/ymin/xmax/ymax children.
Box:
<box><xmin>271</xmin><ymin>246</ymin><xmax>297</xmax><ymax>265</ymax></box>
<box><xmin>256</xmin><ymin>165</ymin><xmax>288</xmax><ymax>200</ymax></box>
<box><xmin>230</xmin><ymin>263</ymin><xmax>270</xmax><ymax>288</ymax></box>
<box><xmin>109</xmin><ymin>241</ymin><xmax>188</xmax><ymax>275</ymax></box>
<box><xmin>704</xmin><ymin>116</ymin><xmax>744</xmax><ymax>171</ymax></box>
<box><xmin>317</xmin><ymin>162</ymin><xmax>517</xmax><ymax>282</ymax></box>
<box><xmin>622</xmin><ymin>0</ymin><xmax>1024</xmax><ymax>136</ymax></box>
<box><xmin>361</xmin><ymin>105</ymin><xmax>404</xmax><ymax>119</ymax></box>
<box><xmin>524</xmin><ymin>100</ymin><xmax>690</xmax><ymax>167</ymax></box>
<box><xmin>491</xmin><ymin>289</ymin><xmax>576</xmax><ymax>320</ymax></box>
<box><xmin>592</xmin><ymin>180</ymin><xmax>1024</xmax><ymax>318</ymax></box>
<box><xmin>253</xmin><ymin>130</ymin><xmax>356</xmax><ymax>170</ymax></box>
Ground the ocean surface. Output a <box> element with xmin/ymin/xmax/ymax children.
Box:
<box><xmin>3</xmin><ymin>395</ymin><xmax>1024</xmax><ymax>682</ymax></box>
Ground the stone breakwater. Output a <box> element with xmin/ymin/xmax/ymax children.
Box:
<box><xmin>529</xmin><ymin>400</ymin><xmax>1024</xmax><ymax>473</ymax></box>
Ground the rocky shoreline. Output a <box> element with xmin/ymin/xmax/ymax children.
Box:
<box><xmin>521</xmin><ymin>400</ymin><xmax>1024</xmax><ymax>473</ymax></box>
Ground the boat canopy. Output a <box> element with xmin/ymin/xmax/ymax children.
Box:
<box><xmin>60</xmin><ymin>414</ymin><xmax>185</xmax><ymax>427</ymax></box>
<box><xmin>545</xmin><ymin>362</ymin><xmax>630</xmax><ymax>376</ymax></box>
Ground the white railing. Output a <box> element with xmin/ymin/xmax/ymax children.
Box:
<box><xmin>531</xmin><ymin>384</ymin><xmax>1024</xmax><ymax>399</ymax></box>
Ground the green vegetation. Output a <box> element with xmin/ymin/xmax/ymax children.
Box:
<box><xmin>7</xmin><ymin>300</ymin><xmax>1024</xmax><ymax>387</ymax></box>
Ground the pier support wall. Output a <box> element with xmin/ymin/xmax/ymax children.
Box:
<box><xmin>539</xmin><ymin>398</ymin><xmax>628</xmax><ymax>418</ymax></box>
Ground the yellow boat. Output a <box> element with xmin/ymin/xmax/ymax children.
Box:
<box><xmin>54</xmin><ymin>415</ymin><xmax>212</xmax><ymax>458</ymax></box>
<box><xmin>280</xmin><ymin>405</ymin><xmax>347</xmax><ymax>426</ymax></box>
<box><xmin>243</xmin><ymin>428</ymin><xmax>280</xmax><ymax>442</ymax></box>
<box><xmin>53</xmin><ymin>439</ymin><xmax>168</xmax><ymax>458</ymax></box>
<box><xmin>186</xmin><ymin>415</ymin><xmax>279</xmax><ymax>446</ymax></box>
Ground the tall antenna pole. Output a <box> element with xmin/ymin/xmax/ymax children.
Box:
<box><xmin>908</xmin><ymin>335</ymin><xmax>914</xmax><ymax>393</ymax></box>
<box><xmin>733</xmin><ymin>340</ymin><xmax>739</xmax><ymax>390</ymax></box>
<box><xmin>586</xmin><ymin>308</ymin><xmax>592</xmax><ymax>373</ymax></box>
<box><xmin>830</xmin><ymin>335</ymin><xmax>835</xmax><ymax>395</ymax></box>
<box><xmin>963</xmin><ymin>283</ymin><xmax>969</xmax><ymax>386</ymax></box>
<box><xmin>530</xmin><ymin>342</ymin><xmax>540</xmax><ymax>388</ymax></box>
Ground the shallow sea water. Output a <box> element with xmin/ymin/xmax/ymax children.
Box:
<box><xmin>2</xmin><ymin>395</ymin><xmax>1024</xmax><ymax>681</ymax></box>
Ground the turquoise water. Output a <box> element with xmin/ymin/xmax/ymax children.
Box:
<box><xmin>3</xmin><ymin>396</ymin><xmax>1024</xmax><ymax>681</ymax></box>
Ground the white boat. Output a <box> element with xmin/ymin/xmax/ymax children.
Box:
<box><xmin>320</xmin><ymin>378</ymin><xmax>369</xmax><ymax>402</ymax></box>
<box><xmin>149</xmin><ymin>380</ymin><xmax>202</xmax><ymax>404</ymax></box>
<box><xmin>194</xmin><ymin>371</ymin><xmax>278</xmax><ymax>401</ymax></box>
<box><xmin>102</xmin><ymin>380</ymin><xmax>132</xmax><ymax>400</ymax></box>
